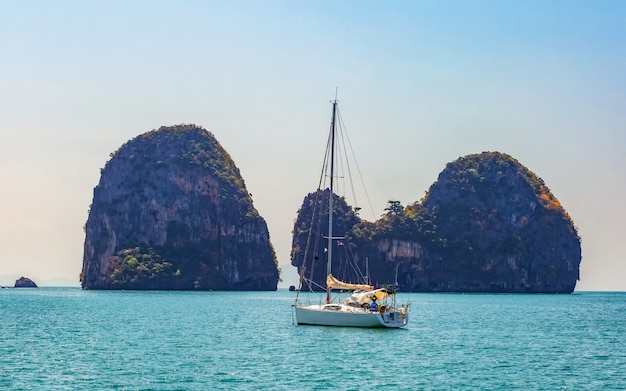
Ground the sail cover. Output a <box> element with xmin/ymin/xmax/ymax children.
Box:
<box><xmin>326</xmin><ymin>275</ymin><xmax>373</xmax><ymax>291</ymax></box>
<box><xmin>351</xmin><ymin>288</ymin><xmax>394</xmax><ymax>302</ymax></box>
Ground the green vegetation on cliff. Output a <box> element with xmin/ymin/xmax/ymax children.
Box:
<box><xmin>108</xmin><ymin>247</ymin><xmax>174</xmax><ymax>288</ymax></box>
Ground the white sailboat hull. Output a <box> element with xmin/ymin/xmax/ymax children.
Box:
<box><xmin>295</xmin><ymin>303</ymin><xmax>408</xmax><ymax>328</ymax></box>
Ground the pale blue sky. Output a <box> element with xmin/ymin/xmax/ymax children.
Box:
<box><xmin>1</xmin><ymin>1</ymin><xmax>624</xmax><ymax>290</ymax></box>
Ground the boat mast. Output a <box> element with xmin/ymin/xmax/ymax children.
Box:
<box><xmin>327</xmin><ymin>99</ymin><xmax>337</xmax><ymax>304</ymax></box>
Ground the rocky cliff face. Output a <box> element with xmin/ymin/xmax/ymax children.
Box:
<box><xmin>81</xmin><ymin>125</ymin><xmax>279</xmax><ymax>290</ymax></box>
<box><xmin>291</xmin><ymin>189</ymin><xmax>360</xmax><ymax>289</ymax></box>
<box><xmin>404</xmin><ymin>152</ymin><xmax>581</xmax><ymax>293</ymax></box>
<box><xmin>291</xmin><ymin>152</ymin><xmax>581</xmax><ymax>293</ymax></box>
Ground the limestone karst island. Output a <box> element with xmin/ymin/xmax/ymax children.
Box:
<box><xmin>291</xmin><ymin>152</ymin><xmax>581</xmax><ymax>293</ymax></box>
<box><xmin>82</xmin><ymin>126</ymin><xmax>580</xmax><ymax>293</ymax></box>
<box><xmin>81</xmin><ymin>125</ymin><xmax>279</xmax><ymax>290</ymax></box>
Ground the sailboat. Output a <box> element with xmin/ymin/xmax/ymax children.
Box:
<box><xmin>293</xmin><ymin>99</ymin><xmax>409</xmax><ymax>328</ymax></box>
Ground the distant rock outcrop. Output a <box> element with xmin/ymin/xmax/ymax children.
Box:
<box><xmin>81</xmin><ymin>125</ymin><xmax>279</xmax><ymax>290</ymax></box>
<box><xmin>291</xmin><ymin>152</ymin><xmax>581</xmax><ymax>293</ymax></box>
<box><xmin>15</xmin><ymin>277</ymin><xmax>38</xmax><ymax>288</ymax></box>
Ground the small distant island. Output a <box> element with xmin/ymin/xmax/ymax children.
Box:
<box><xmin>14</xmin><ymin>277</ymin><xmax>38</xmax><ymax>288</ymax></box>
<box><xmin>291</xmin><ymin>152</ymin><xmax>581</xmax><ymax>293</ymax></box>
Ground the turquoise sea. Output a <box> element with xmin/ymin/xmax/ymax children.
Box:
<box><xmin>1</xmin><ymin>288</ymin><xmax>624</xmax><ymax>390</ymax></box>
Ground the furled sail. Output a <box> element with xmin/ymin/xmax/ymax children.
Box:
<box><xmin>326</xmin><ymin>275</ymin><xmax>373</xmax><ymax>291</ymax></box>
<box><xmin>350</xmin><ymin>288</ymin><xmax>394</xmax><ymax>302</ymax></box>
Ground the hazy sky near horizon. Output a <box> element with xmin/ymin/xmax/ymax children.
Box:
<box><xmin>1</xmin><ymin>1</ymin><xmax>624</xmax><ymax>290</ymax></box>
